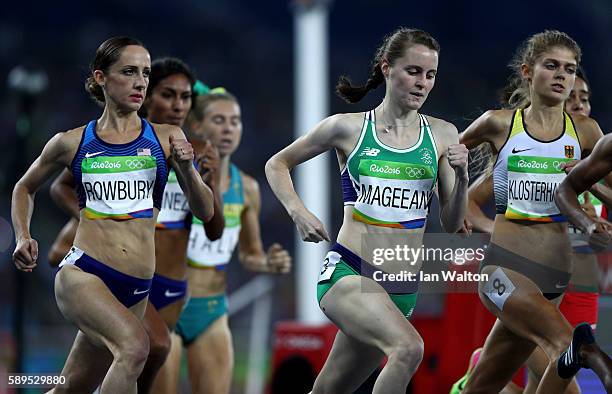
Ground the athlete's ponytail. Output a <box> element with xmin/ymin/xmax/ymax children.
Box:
<box><xmin>336</xmin><ymin>28</ymin><xmax>440</xmax><ymax>104</ymax></box>
<box><xmin>502</xmin><ymin>30</ymin><xmax>581</xmax><ymax>110</ymax></box>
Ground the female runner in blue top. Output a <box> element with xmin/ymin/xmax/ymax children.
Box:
<box><xmin>11</xmin><ymin>37</ymin><xmax>215</xmax><ymax>393</ymax></box>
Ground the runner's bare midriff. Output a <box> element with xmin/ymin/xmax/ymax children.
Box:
<box><xmin>74</xmin><ymin>210</ymin><xmax>157</xmax><ymax>279</ymax></box>
<box><xmin>186</xmin><ymin>266</ymin><xmax>226</xmax><ymax>297</ymax></box>
<box><xmin>337</xmin><ymin>206</ymin><xmax>425</xmax><ymax>273</ymax></box>
<box><xmin>492</xmin><ymin>214</ymin><xmax>572</xmax><ymax>272</ymax></box>
<box><xmin>155</xmin><ymin>228</ymin><xmax>189</xmax><ymax>280</ymax></box>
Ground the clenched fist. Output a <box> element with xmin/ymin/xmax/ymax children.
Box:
<box><xmin>447</xmin><ymin>144</ymin><xmax>469</xmax><ymax>180</ymax></box>
<box><xmin>13</xmin><ymin>237</ymin><xmax>38</xmax><ymax>272</ymax></box>
<box><xmin>170</xmin><ymin>134</ymin><xmax>194</xmax><ymax>168</ymax></box>
<box><xmin>195</xmin><ymin>140</ymin><xmax>221</xmax><ymax>186</ymax></box>
<box><xmin>266</xmin><ymin>243</ymin><xmax>292</xmax><ymax>274</ymax></box>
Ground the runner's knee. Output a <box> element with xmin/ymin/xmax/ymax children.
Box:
<box><xmin>147</xmin><ymin>328</ymin><xmax>171</xmax><ymax>366</ymax></box>
<box><xmin>114</xmin><ymin>327</ymin><xmax>150</xmax><ymax>374</ymax></box>
<box><xmin>387</xmin><ymin>336</ymin><xmax>424</xmax><ymax>372</ymax></box>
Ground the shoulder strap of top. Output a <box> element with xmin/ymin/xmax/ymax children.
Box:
<box><xmin>229</xmin><ymin>163</ymin><xmax>244</xmax><ymax>203</ymax></box>
<box><xmin>82</xmin><ymin>120</ymin><xmax>97</xmax><ymax>145</ymax></box>
<box><xmin>564</xmin><ymin>111</ymin><xmax>579</xmax><ymax>142</ymax></box>
<box><xmin>509</xmin><ymin>108</ymin><xmax>524</xmax><ymax>139</ymax></box>
<box><xmin>420</xmin><ymin>114</ymin><xmax>438</xmax><ymax>160</ymax></box>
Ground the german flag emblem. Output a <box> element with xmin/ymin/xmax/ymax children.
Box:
<box><xmin>565</xmin><ymin>145</ymin><xmax>575</xmax><ymax>158</ymax></box>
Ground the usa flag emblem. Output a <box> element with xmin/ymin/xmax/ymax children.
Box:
<box><xmin>137</xmin><ymin>148</ymin><xmax>151</xmax><ymax>156</ymax></box>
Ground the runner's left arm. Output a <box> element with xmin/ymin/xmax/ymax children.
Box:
<box><xmin>436</xmin><ymin>122</ymin><xmax>469</xmax><ymax>233</ymax></box>
<box><xmin>556</xmin><ymin>134</ymin><xmax>612</xmax><ymax>233</ymax></box>
<box><xmin>194</xmin><ymin>140</ymin><xmax>224</xmax><ymax>240</ymax></box>
<box><xmin>237</xmin><ymin>175</ymin><xmax>291</xmax><ymax>274</ymax></box>
<box><xmin>167</xmin><ymin>128</ymin><xmax>215</xmax><ymax>223</ymax></box>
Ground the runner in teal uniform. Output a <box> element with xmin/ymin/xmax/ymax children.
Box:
<box><xmin>158</xmin><ymin>90</ymin><xmax>291</xmax><ymax>394</ymax></box>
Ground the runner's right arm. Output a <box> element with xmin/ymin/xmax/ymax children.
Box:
<box><xmin>588</xmin><ymin>183</ymin><xmax>612</xmax><ymax>209</ymax></box>
<box><xmin>13</xmin><ymin>132</ymin><xmax>72</xmax><ymax>271</ymax></box>
<box><xmin>265</xmin><ymin>114</ymin><xmax>351</xmax><ymax>243</ymax></box>
<box><xmin>467</xmin><ymin>172</ymin><xmax>495</xmax><ymax>234</ymax></box>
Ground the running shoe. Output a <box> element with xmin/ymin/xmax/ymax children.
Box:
<box><xmin>450</xmin><ymin>347</ymin><xmax>482</xmax><ymax>393</ymax></box>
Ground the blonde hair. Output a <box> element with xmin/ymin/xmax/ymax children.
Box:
<box><xmin>502</xmin><ymin>30</ymin><xmax>581</xmax><ymax>109</ymax></box>
<box><xmin>184</xmin><ymin>90</ymin><xmax>238</xmax><ymax>137</ymax></box>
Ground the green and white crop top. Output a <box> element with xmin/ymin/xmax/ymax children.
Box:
<box><xmin>341</xmin><ymin>110</ymin><xmax>438</xmax><ymax>229</ymax></box>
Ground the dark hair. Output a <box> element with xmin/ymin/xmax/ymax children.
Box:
<box><xmin>147</xmin><ymin>57</ymin><xmax>196</xmax><ymax>97</ymax></box>
<box><xmin>138</xmin><ymin>57</ymin><xmax>197</xmax><ymax>118</ymax></box>
<box><xmin>85</xmin><ymin>36</ymin><xmax>146</xmax><ymax>104</ymax></box>
<box><xmin>185</xmin><ymin>89</ymin><xmax>238</xmax><ymax>136</ymax></box>
<box><xmin>502</xmin><ymin>30</ymin><xmax>582</xmax><ymax>109</ymax></box>
<box><xmin>336</xmin><ymin>28</ymin><xmax>440</xmax><ymax>104</ymax></box>
<box><xmin>575</xmin><ymin>65</ymin><xmax>589</xmax><ymax>88</ymax></box>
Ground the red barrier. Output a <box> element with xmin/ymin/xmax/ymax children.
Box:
<box><xmin>269</xmin><ymin>321</ymin><xmax>338</xmax><ymax>393</ymax></box>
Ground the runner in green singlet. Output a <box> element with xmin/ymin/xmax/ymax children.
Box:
<box><xmin>266</xmin><ymin>27</ymin><xmax>468</xmax><ymax>393</ymax></box>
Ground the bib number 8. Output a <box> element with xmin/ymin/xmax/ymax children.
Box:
<box><xmin>492</xmin><ymin>278</ymin><xmax>506</xmax><ymax>296</ymax></box>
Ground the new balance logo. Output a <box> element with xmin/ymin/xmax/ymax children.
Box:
<box><xmin>360</xmin><ymin>147</ymin><xmax>380</xmax><ymax>157</ymax></box>
<box><xmin>85</xmin><ymin>151</ymin><xmax>105</xmax><ymax>158</ymax></box>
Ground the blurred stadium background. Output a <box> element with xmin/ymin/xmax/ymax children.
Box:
<box><xmin>0</xmin><ymin>0</ymin><xmax>611</xmax><ymax>393</ymax></box>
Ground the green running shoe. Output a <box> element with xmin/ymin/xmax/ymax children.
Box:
<box><xmin>450</xmin><ymin>347</ymin><xmax>482</xmax><ymax>393</ymax></box>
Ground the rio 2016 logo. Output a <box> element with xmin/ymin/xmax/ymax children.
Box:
<box><xmin>90</xmin><ymin>161</ymin><xmax>121</xmax><ymax>169</ymax></box>
<box><xmin>369</xmin><ymin>163</ymin><xmax>400</xmax><ymax>175</ymax></box>
<box><xmin>516</xmin><ymin>159</ymin><xmax>564</xmax><ymax>171</ymax></box>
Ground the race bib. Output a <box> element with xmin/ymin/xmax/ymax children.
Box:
<box><xmin>353</xmin><ymin>160</ymin><xmax>434</xmax><ymax>229</ymax></box>
<box><xmin>156</xmin><ymin>170</ymin><xmax>189</xmax><ymax>228</ymax></box>
<box><xmin>505</xmin><ymin>156</ymin><xmax>571</xmax><ymax>221</ymax></box>
<box><xmin>319</xmin><ymin>251</ymin><xmax>341</xmax><ymax>282</ymax></box>
<box><xmin>187</xmin><ymin>203</ymin><xmax>243</xmax><ymax>267</ymax></box>
<box><xmin>483</xmin><ymin>268</ymin><xmax>516</xmax><ymax>311</ymax></box>
<box><xmin>81</xmin><ymin>155</ymin><xmax>157</xmax><ymax>219</ymax></box>
<box><xmin>59</xmin><ymin>246</ymin><xmax>84</xmax><ymax>268</ymax></box>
